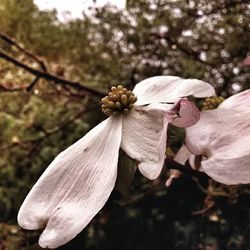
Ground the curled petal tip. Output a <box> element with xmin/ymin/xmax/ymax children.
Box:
<box><xmin>170</xmin><ymin>99</ymin><xmax>200</xmax><ymax>128</ymax></box>
<box><xmin>17</xmin><ymin>206</ymin><xmax>47</xmax><ymax>230</ymax></box>
<box><xmin>138</xmin><ymin>163</ymin><xmax>162</xmax><ymax>181</ymax></box>
<box><xmin>39</xmin><ymin>230</ymin><xmax>58</xmax><ymax>249</ymax></box>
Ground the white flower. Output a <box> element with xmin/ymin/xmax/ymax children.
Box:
<box><xmin>18</xmin><ymin>76</ymin><xmax>214</xmax><ymax>248</ymax></box>
<box><xmin>175</xmin><ymin>89</ymin><xmax>250</xmax><ymax>185</ymax></box>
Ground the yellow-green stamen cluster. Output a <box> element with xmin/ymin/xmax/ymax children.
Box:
<box><xmin>101</xmin><ymin>85</ymin><xmax>137</xmax><ymax>116</ymax></box>
<box><xmin>202</xmin><ymin>96</ymin><xmax>225</xmax><ymax>110</ymax></box>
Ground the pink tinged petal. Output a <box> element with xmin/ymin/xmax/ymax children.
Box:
<box><xmin>242</xmin><ymin>55</ymin><xmax>250</xmax><ymax>66</ymax></box>
<box><xmin>173</xmin><ymin>145</ymin><xmax>202</xmax><ymax>171</ymax></box>
<box><xmin>133</xmin><ymin>76</ymin><xmax>215</xmax><ymax>105</ymax></box>
<box><xmin>18</xmin><ymin>117</ymin><xmax>122</xmax><ymax>249</ymax></box>
<box><xmin>218</xmin><ymin>89</ymin><xmax>250</xmax><ymax>109</ymax></box>
<box><xmin>185</xmin><ymin>111</ymin><xmax>215</xmax><ymax>156</ymax></box>
<box><xmin>121</xmin><ymin>104</ymin><xmax>175</xmax><ymax>180</ymax></box>
<box><xmin>174</xmin><ymin>144</ymin><xmax>192</xmax><ymax>165</ymax></box>
<box><xmin>202</xmin><ymin>155</ymin><xmax>250</xmax><ymax>185</ymax></box>
<box><xmin>185</xmin><ymin>109</ymin><xmax>250</xmax><ymax>184</ymax></box>
<box><xmin>170</xmin><ymin>99</ymin><xmax>200</xmax><ymax>128</ymax></box>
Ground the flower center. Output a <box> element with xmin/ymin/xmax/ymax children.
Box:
<box><xmin>202</xmin><ymin>96</ymin><xmax>224</xmax><ymax>110</ymax></box>
<box><xmin>101</xmin><ymin>85</ymin><xmax>137</xmax><ymax>116</ymax></box>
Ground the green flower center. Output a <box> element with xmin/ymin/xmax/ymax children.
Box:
<box><xmin>101</xmin><ymin>85</ymin><xmax>137</xmax><ymax>116</ymax></box>
<box><xmin>202</xmin><ymin>96</ymin><xmax>224</xmax><ymax>110</ymax></box>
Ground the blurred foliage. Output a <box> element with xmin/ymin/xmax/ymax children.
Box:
<box><xmin>0</xmin><ymin>0</ymin><xmax>250</xmax><ymax>249</ymax></box>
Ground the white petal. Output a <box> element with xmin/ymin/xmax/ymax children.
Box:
<box><xmin>133</xmin><ymin>76</ymin><xmax>215</xmax><ymax>105</ymax></box>
<box><xmin>121</xmin><ymin>104</ymin><xmax>175</xmax><ymax>180</ymax></box>
<box><xmin>174</xmin><ymin>144</ymin><xmax>192</xmax><ymax>165</ymax></box>
<box><xmin>185</xmin><ymin>109</ymin><xmax>250</xmax><ymax>184</ymax></box>
<box><xmin>185</xmin><ymin>110</ymin><xmax>216</xmax><ymax>156</ymax></box>
<box><xmin>170</xmin><ymin>99</ymin><xmax>200</xmax><ymax>128</ymax></box>
<box><xmin>173</xmin><ymin>145</ymin><xmax>202</xmax><ymax>171</ymax></box>
<box><xmin>18</xmin><ymin>117</ymin><xmax>122</xmax><ymax>248</ymax></box>
<box><xmin>218</xmin><ymin>89</ymin><xmax>250</xmax><ymax>109</ymax></box>
<box><xmin>202</xmin><ymin>154</ymin><xmax>250</xmax><ymax>185</ymax></box>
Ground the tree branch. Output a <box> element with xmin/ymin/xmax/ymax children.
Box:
<box><xmin>0</xmin><ymin>50</ymin><xmax>106</xmax><ymax>97</ymax></box>
<box><xmin>0</xmin><ymin>31</ymin><xmax>47</xmax><ymax>72</ymax></box>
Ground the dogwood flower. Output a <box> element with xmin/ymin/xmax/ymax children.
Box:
<box><xmin>18</xmin><ymin>76</ymin><xmax>215</xmax><ymax>248</ymax></box>
<box><xmin>174</xmin><ymin>89</ymin><xmax>250</xmax><ymax>185</ymax></box>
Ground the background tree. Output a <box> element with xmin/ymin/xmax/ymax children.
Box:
<box><xmin>0</xmin><ymin>0</ymin><xmax>249</xmax><ymax>249</ymax></box>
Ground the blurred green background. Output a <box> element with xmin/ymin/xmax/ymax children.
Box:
<box><xmin>0</xmin><ymin>0</ymin><xmax>250</xmax><ymax>249</ymax></box>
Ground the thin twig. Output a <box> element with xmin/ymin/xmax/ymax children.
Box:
<box><xmin>0</xmin><ymin>105</ymin><xmax>98</xmax><ymax>151</ymax></box>
<box><xmin>119</xmin><ymin>181</ymin><xmax>161</xmax><ymax>206</ymax></box>
<box><xmin>26</xmin><ymin>76</ymin><xmax>40</xmax><ymax>92</ymax></box>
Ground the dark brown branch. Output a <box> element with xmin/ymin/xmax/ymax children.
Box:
<box><xmin>0</xmin><ymin>50</ymin><xmax>106</xmax><ymax>97</ymax></box>
<box><xmin>0</xmin><ymin>32</ymin><xmax>47</xmax><ymax>72</ymax></box>
<box><xmin>26</xmin><ymin>76</ymin><xmax>40</xmax><ymax>92</ymax></box>
<box><xmin>119</xmin><ymin>180</ymin><xmax>161</xmax><ymax>206</ymax></box>
<box><xmin>0</xmin><ymin>83</ymin><xmax>26</xmax><ymax>92</ymax></box>
<box><xmin>0</xmin><ymin>32</ymin><xmax>48</xmax><ymax>91</ymax></box>
<box><xmin>0</xmin><ymin>77</ymin><xmax>39</xmax><ymax>92</ymax></box>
